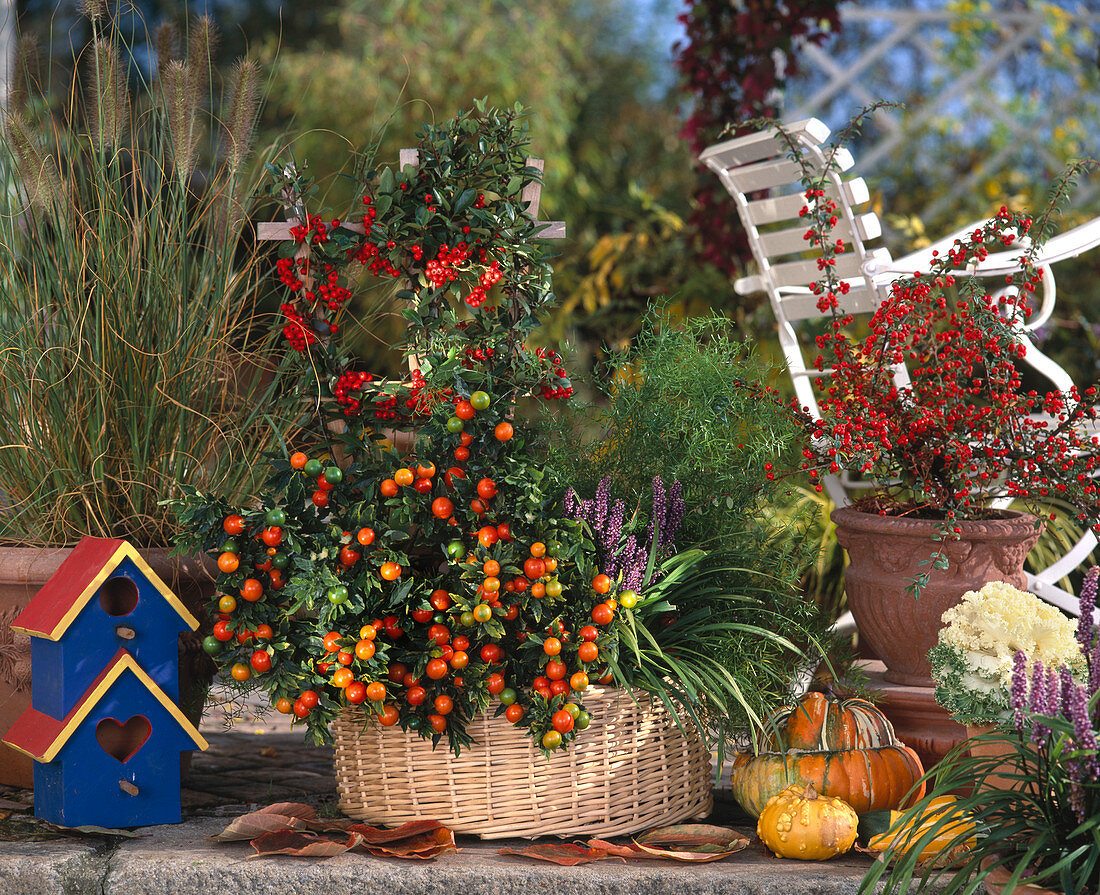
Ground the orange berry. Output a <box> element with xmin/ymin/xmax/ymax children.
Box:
<box><xmin>494</xmin><ymin>421</ymin><xmax>514</xmax><ymax>441</ymax></box>
<box><xmin>217</xmin><ymin>552</ymin><xmax>240</xmax><ymax>574</ymax></box>
<box><xmin>240</xmin><ymin>578</ymin><xmax>263</xmax><ymax>602</ymax></box>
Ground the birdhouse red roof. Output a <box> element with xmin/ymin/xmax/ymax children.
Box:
<box><xmin>2</xmin><ymin>649</ymin><xmax>208</xmax><ymax>762</ymax></box>
<box><xmin>10</xmin><ymin>538</ymin><xmax>199</xmax><ymax>641</ymax></box>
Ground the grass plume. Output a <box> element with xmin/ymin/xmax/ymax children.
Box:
<box><xmin>0</xmin><ymin>13</ymin><xmax>301</xmax><ymax>547</ymax></box>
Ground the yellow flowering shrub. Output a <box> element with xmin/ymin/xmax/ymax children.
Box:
<box><xmin>930</xmin><ymin>581</ymin><xmax>1082</xmax><ymax>725</ymax></box>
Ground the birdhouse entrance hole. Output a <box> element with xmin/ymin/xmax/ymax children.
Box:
<box><xmin>95</xmin><ymin>715</ymin><xmax>151</xmax><ymax>763</ymax></box>
<box><xmin>99</xmin><ymin>576</ymin><xmax>139</xmax><ymax>617</ymax></box>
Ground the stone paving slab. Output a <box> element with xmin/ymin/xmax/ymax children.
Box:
<box><xmin>0</xmin><ymin>689</ymin><xmax>882</xmax><ymax>894</ymax></box>
<box><xmin>0</xmin><ymin>816</ymin><xmax>875</xmax><ymax>895</ymax></box>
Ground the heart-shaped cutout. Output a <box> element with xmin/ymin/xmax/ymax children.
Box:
<box><xmin>96</xmin><ymin>715</ymin><xmax>151</xmax><ymax>763</ymax></box>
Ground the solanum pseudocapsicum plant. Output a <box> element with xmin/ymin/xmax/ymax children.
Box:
<box><xmin>172</xmin><ymin>103</ymin><xmax>641</xmax><ymax>755</ymax></box>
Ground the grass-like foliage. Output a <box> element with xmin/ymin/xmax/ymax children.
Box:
<box><xmin>546</xmin><ymin>310</ymin><xmax>834</xmax><ymax>750</ymax></box>
<box><xmin>0</xmin><ymin>10</ymin><xmax>301</xmax><ymax>546</ymax></box>
<box><xmin>860</xmin><ymin>728</ymin><xmax>1100</xmax><ymax>895</ymax></box>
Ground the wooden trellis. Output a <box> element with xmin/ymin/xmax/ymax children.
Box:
<box><xmin>256</xmin><ymin>151</ymin><xmax>565</xmax><ymax>338</ymax></box>
<box><xmin>256</xmin><ymin>151</ymin><xmax>565</xmax><ymax>448</ymax></box>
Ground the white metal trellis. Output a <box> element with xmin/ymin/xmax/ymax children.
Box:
<box><xmin>786</xmin><ymin>5</ymin><xmax>1100</xmax><ymax>221</ymax></box>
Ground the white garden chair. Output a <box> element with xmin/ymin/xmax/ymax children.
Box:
<box><xmin>701</xmin><ymin>118</ymin><xmax>1100</xmax><ymax>615</ymax></box>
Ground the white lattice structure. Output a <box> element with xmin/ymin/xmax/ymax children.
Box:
<box><xmin>786</xmin><ymin>6</ymin><xmax>1100</xmax><ymax>222</ymax></box>
<box><xmin>701</xmin><ymin>118</ymin><xmax>1100</xmax><ymax>615</ymax></box>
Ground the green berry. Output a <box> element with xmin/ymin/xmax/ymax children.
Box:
<box><xmin>304</xmin><ymin>459</ymin><xmax>323</xmax><ymax>477</ymax></box>
<box><xmin>202</xmin><ymin>635</ymin><xmax>223</xmax><ymax>656</ymax></box>
<box><xmin>446</xmin><ymin>416</ymin><xmax>465</xmax><ymax>434</ymax></box>
<box><xmin>324</xmin><ymin>466</ymin><xmax>343</xmax><ymax>485</ymax></box>
<box><xmin>470</xmin><ymin>390</ymin><xmax>491</xmax><ymax>411</ymax></box>
<box><xmin>265</xmin><ymin>508</ymin><xmax>287</xmax><ymax>527</ymax></box>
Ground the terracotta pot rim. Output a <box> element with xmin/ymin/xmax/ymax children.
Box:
<box><xmin>0</xmin><ymin>544</ymin><xmax>216</xmax><ymax>584</ymax></box>
<box><xmin>830</xmin><ymin>506</ymin><xmax>1041</xmax><ymax>539</ymax></box>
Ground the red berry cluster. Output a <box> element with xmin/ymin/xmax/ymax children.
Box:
<box><xmin>464</xmin><ymin>259</ymin><xmax>503</xmax><ymax>308</ymax></box>
<box><xmin>333</xmin><ymin>370</ymin><xmax>375</xmax><ymax>415</ymax></box>
<box><xmin>533</xmin><ymin>347</ymin><xmax>574</xmax><ymax>400</ymax></box>
<box><xmin>279</xmin><ymin>303</ymin><xmax>317</xmax><ymax>352</ymax></box>
<box><xmin>425</xmin><ymin>243</ymin><xmax>472</xmax><ymax>288</ymax></box>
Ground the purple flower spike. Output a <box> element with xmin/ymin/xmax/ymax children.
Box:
<box><xmin>1077</xmin><ymin>566</ymin><xmax>1098</xmax><ymax>654</ymax></box>
<box><xmin>1011</xmin><ymin>650</ymin><xmax>1028</xmax><ymax>732</ymax></box>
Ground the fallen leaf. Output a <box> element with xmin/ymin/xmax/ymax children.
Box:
<box><xmin>360</xmin><ymin>826</ymin><xmax>456</xmax><ymax>860</ymax></box>
<box><xmin>497</xmin><ymin>843</ymin><xmax>623</xmax><ymax>865</ymax></box>
<box><xmin>249</xmin><ymin>830</ymin><xmax>359</xmax><ymax>858</ymax></box>
<box><xmin>0</xmin><ymin>798</ymin><xmax>27</xmax><ymax>811</ymax></box>
<box><xmin>214</xmin><ymin>803</ymin><xmax>317</xmax><ymax>841</ymax></box>
<box><xmin>633</xmin><ymin>824</ymin><xmax>750</xmax><ymax>862</ymax></box>
<box><xmin>347</xmin><ymin>819</ymin><xmax>446</xmax><ymax>844</ymax></box>
<box><xmin>44</xmin><ymin>823</ymin><xmax>143</xmax><ymax>838</ymax></box>
<box><xmin>587</xmin><ymin>838</ymin><xmax>647</xmax><ymax>858</ymax></box>
<box><xmin>257</xmin><ymin>802</ymin><xmax>317</xmax><ymax>820</ymax></box>
<box><xmin>258</xmin><ymin>747</ymin><xmax>279</xmax><ymax>758</ymax></box>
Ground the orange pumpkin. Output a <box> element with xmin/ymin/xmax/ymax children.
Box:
<box><xmin>730</xmin><ymin>692</ymin><xmax>925</xmax><ymax>818</ymax></box>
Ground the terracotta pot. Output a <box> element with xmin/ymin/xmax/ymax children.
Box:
<box><xmin>966</xmin><ymin>723</ymin><xmax>1029</xmax><ymax>791</ymax></box>
<box><xmin>832</xmin><ymin>507</ymin><xmax>1042</xmax><ymax>687</ymax></box>
<box><xmin>0</xmin><ymin>546</ymin><xmax>216</xmax><ymax>788</ymax></box>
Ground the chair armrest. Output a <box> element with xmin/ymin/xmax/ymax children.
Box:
<box><xmin>871</xmin><ymin>217</ymin><xmax>1100</xmax><ymax>280</ymax></box>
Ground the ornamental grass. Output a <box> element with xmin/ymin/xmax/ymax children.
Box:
<box><xmin>0</xmin><ymin>11</ymin><xmax>301</xmax><ymax>546</ymax></box>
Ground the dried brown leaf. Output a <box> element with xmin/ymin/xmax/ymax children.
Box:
<box><xmin>633</xmin><ymin>824</ymin><xmax>750</xmax><ymax>862</ymax></box>
<box><xmin>497</xmin><ymin>843</ymin><xmax>622</xmax><ymax>865</ymax></box>
<box><xmin>360</xmin><ymin>826</ymin><xmax>456</xmax><ymax>859</ymax></box>
<box><xmin>214</xmin><ymin>803</ymin><xmax>317</xmax><ymax>842</ymax></box>
<box><xmin>586</xmin><ymin>838</ymin><xmax>648</xmax><ymax>858</ymax></box>
<box><xmin>346</xmin><ymin>819</ymin><xmax>445</xmax><ymax>844</ymax></box>
<box><xmin>249</xmin><ymin>830</ymin><xmax>359</xmax><ymax>858</ymax></box>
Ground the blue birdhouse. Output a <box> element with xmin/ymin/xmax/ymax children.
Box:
<box><xmin>1</xmin><ymin>537</ymin><xmax>208</xmax><ymax>827</ymax></box>
<box><xmin>8</xmin><ymin>537</ymin><xmax>200</xmax><ymax>719</ymax></box>
<box><xmin>3</xmin><ymin>649</ymin><xmax>207</xmax><ymax>827</ymax></box>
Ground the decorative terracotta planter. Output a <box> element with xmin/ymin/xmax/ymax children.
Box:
<box><xmin>0</xmin><ymin>546</ymin><xmax>216</xmax><ymax>788</ymax></box>
<box><xmin>966</xmin><ymin>723</ymin><xmax>1029</xmax><ymax>791</ymax></box>
<box><xmin>832</xmin><ymin>507</ymin><xmax>1042</xmax><ymax>687</ymax></box>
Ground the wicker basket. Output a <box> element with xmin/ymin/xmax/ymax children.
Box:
<box><xmin>332</xmin><ymin>685</ymin><xmax>713</xmax><ymax>839</ymax></box>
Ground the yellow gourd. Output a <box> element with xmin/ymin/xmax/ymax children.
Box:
<box><xmin>757</xmin><ymin>783</ymin><xmax>859</xmax><ymax>860</ymax></box>
<box><xmin>861</xmin><ymin>795</ymin><xmax>978</xmax><ymax>864</ymax></box>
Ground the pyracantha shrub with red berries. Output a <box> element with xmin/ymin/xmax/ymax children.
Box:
<box><xmin>772</xmin><ymin>114</ymin><xmax>1100</xmax><ymax>592</ymax></box>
